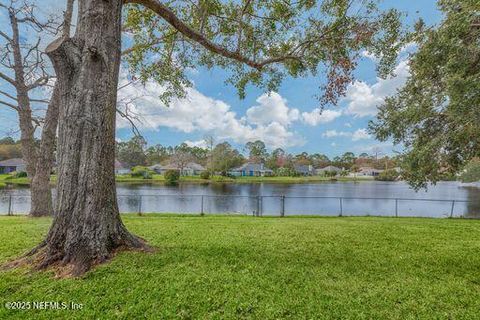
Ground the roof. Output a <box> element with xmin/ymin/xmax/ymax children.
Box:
<box><xmin>0</xmin><ymin>158</ymin><xmax>25</xmax><ymax>166</ymax></box>
<box><xmin>317</xmin><ymin>165</ymin><xmax>341</xmax><ymax>172</ymax></box>
<box><xmin>359</xmin><ymin>167</ymin><xmax>384</xmax><ymax>173</ymax></box>
<box><xmin>150</xmin><ymin>162</ymin><xmax>205</xmax><ymax>171</ymax></box>
<box><xmin>186</xmin><ymin>162</ymin><xmax>205</xmax><ymax>171</ymax></box>
<box><xmin>233</xmin><ymin>162</ymin><xmax>273</xmax><ymax>172</ymax></box>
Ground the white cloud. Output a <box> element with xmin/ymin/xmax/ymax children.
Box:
<box><xmin>246</xmin><ymin>92</ymin><xmax>299</xmax><ymax>126</ymax></box>
<box><xmin>321</xmin><ymin>128</ymin><xmax>371</xmax><ymax>141</ymax></box>
<box><xmin>322</xmin><ymin>130</ymin><xmax>351</xmax><ymax>138</ymax></box>
<box><xmin>343</xmin><ymin>60</ymin><xmax>410</xmax><ymax>117</ymax></box>
<box><xmin>302</xmin><ymin>108</ymin><xmax>342</xmax><ymax>126</ymax></box>
<box><xmin>116</xmin><ymin>76</ymin><xmax>305</xmax><ymax>149</ymax></box>
<box><xmin>352</xmin><ymin>128</ymin><xmax>371</xmax><ymax>141</ymax></box>
<box><xmin>184</xmin><ymin>139</ymin><xmax>208</xmax><ymax>148</ymax></box>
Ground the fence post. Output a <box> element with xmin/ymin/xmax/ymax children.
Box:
<box><xmin>137</xmin><ymin>195</ymin><xmax>142</xmax><ymax>216</ymax></box>
<box><xmin>395</xmin><ymin>199</ymin><xmax>398</xmax><ymax>217</ymax></box>
<box><xmin>8</xmin><ymin>194</ymin><xmax>12</xmax><ymax>216</ymax></box>
<box><xmin>256</xmin><ymin>196</ymin><xmax>261</xmax><ymax>217</ymax></box>
<box><xmin>259</xmin><ymin>196</ymin><xmax>263</xmax><ymax>216</ymax></box>
<box><xmin>339</xmin><ymin>197</ymin><xmax>343</xmax><ymax>217</ymax></box>
<box><xmin>450</xmin><ymin>200</ymin><xmax>455</xmax><ymax>218</ymax></box>
<box><xmin>200</xmin><ymin>195</ymin><xmax>204</xmax><ymax>216</ymax></box>
<box><xmin>280</xmin><ymin>196</ymin><xmax>285</xmax><ymax>217</ymax></box>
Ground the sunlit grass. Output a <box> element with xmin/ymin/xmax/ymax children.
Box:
<box><xmin>1</xmin><ymin>214</ymin><xmax>479</xmax><ymax>319</ymax></box>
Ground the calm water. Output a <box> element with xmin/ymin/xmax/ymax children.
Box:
<box><xmin>0</xmin><ymin>181</ymin><xmax>479</xmax><ymax>218</ymax></box>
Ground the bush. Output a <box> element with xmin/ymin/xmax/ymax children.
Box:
<box><xmin>200</xmin><ymin>171</ymin><xmax>211</xmax><ymax>180</ymax></box>
<box><xmin>15</xmin><ymin>171</ymin><xmax>28</xmax><ymax>178</ymax></box>
<box><xmin>274</xmin><ymin>167</ymin><xmax>299</xmax><ymax>177</ymax></box>
<box><xmin>164</xmin><ymin>169</ymin><xmax>180</xmax><ymax>184</ymax></box>
<box><xmin>130</xmin><ymin>166</ymin><xmax>153</xmax><ymax>179</ymax></box>
<box><xmin>375</xmin><ymin>169</ymin><xmax>400</xmax><ymax>181</ymax></box>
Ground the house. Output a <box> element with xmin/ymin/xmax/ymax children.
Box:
<box><xmin>230</xmin><ymin>163</ymin><xmax>273</xmax><ymax>177</ymax></box>
<box><xmin>0</xmin><ymin>158</ymin><xmax>26</xmax><ymax>174</ymax></box>
<box><xmin>114</xmin><ymin>160</ymin><xmax>130</xmax><ymax>175</ymax></box>
<box><xmin>182</xmin><ymin>162</ymin><xmax>206</xmax><ymax>176</ymax></box>
<box><xmin>358</xmin><ymin>167</ymin><xmax>384</xmax><ymax>177</ymax></box>
<box><xmin>149</xmin><ymin>162</ymin><xmax>206</xmax><ymax>176</ymax></box>
<box><xmin>294</xmin><ymin>164</ymin><xmax>314</xmax><ymax>176</ymax></box>
<box><xmin>315</xmin><ymin>165</ymin><xmax>342</xmax><ymax>176</ymax></box>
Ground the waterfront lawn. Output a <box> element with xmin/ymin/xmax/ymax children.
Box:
<box><xmin>1</xmin><ymin>215</ymin><xmax>479</xmax><ymax>319</ymax></box>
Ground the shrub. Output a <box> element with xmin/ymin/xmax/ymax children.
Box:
<box><xmin>274</xmin><ymin>167</ymin><xmax>299</xmax><ymax>177</ymax></box>
<box><xmin>15</xmin><ymin>171</ymin><xmax>28</xmax><ymax>178</ymax></box>
<box><xmin>375</xmin><ymin>169</ymin><xmax>400</xmax><ymax>181</ymax></box>
<box><xmin>200</xmin><ymin>171</ymin><xmax>211</xmax><ymax>180</ymax></box>
<box><xmin>164</xmin><ymin>169</ymin><xmax>180</xmax><ymax>184</ymax></box>
<box><xmin>130</xmin><ymin>166</ymin><xmax>153</xmax><ymax>179</ymax></box>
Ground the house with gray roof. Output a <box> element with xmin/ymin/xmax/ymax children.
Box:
<box><xmin>0</xmin><ymin>158</ymin><xmax>26</xmax><ymax>174</ymax></box>
<box><xmin>149</xmin><ymin>162</ymin><xmax>206</xmax><ymax>176</ymax></box>
<box><xmin>315</xmin><ymin>165</ymin><xmax>342</xmax><ymax>176</ymax></box>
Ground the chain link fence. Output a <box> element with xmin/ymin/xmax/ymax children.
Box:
<box><xmin>0</xmin><ymin>194</ymin><xmax>477</xmax><ymax>218</ymax></box>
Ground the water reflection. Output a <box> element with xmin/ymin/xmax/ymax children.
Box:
<box><xmin>0</xmin><ymin>181</ymin><xmax>479</xmax><ymax>218</ymax></box>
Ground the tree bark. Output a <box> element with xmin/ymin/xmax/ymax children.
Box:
<box><xmin>29</xmin><ymin>86</ymin><xmax>60</xmax><ymax>217</ymax></box>
<box><xmin>30</xmin><ymin>0</ymin><xmax>148</xmax><ymax>276</ymax></box>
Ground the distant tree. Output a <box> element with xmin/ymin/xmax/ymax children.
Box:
<box><xmin>359</xmin><ymin>153</ymin><xmax>369</xmax><ymax>159</ymax></box>
<box><xmin>340</xmin><ymin>152</ymin><xmax>356</xmax><ymax>169</ymax></box>
<box><xmin>0</xmin><ymin>137</ymin><xmax>16</xmax><ymax>145</ymax></box>
<box><xmin>459</xmin><ymin>158</ymin><xmax>480</xmax><ymax>183</ymax></box>
<box><xmin>310</xmin><ymin>153</ymin><xmax>330</xmax><ymax>168</ymax></box>
<box><xmin>212</xmin><ymin>142</ymin><xmax>244</xmax><ymax>176</ymax></box>
<box><xmin>116</xmin><ymin>136</ymin><xmax>147</xmax><ymax>168</ymax></box>
<box><xmin>171</xmin><ymin>147</ymin><xmax>193</xmax><ymax>175</ymax></box>
<box><xmin>370</xmin><ymin>1</ymin><xmax>480</xmax><ymax>189</ymax></box>
<box><xmin>294</xmin><ymin>152</ymin><xmax>311</xmax><ymax>165</ymax></box>
<box><xmin>245</xmin><ymin>140</ymin><xmax>268</xmax><ymax>163</ymax></box>
<box><xmin>145</xmin><ymin>144</ymin><xmax>169</xmax><ymax>165</ymax></box>
<box><xmin>266</xmin><ymin>148</ymin><xmax>286</xmax><ymax>170</ymax></box>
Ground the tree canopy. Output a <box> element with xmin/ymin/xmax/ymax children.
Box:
<box><xmin>369</xmin><ymin>0</ymin><xmax>480</xmax><ymax>189</ymax></box>
<box><xmin>123</xmin><ymin>0</ymin><xmax>403</xmax><ymax>104</ymax></box>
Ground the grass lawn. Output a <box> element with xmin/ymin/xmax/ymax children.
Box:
<box><xmin>0</xmin><ymin>215</ymin><xmax>479</xmax><ymax>319</ymax></box>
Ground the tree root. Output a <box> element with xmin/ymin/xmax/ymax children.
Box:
<box><xmin>2</xmin><ymin>233</ymin><xmax>153</xmax><ymax>278</ymax></box>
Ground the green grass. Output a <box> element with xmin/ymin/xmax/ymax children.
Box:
<box><xmin>1</xmin><ymin>215</ymin><xmax>479</xmax><ymax>319</ymax></box>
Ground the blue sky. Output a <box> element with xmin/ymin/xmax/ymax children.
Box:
<box><xmin>0</xmin><ymin>0</ymin><xmax>442</xmax><ymax>158</ymax></box>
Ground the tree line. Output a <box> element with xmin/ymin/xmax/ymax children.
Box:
<box><xmin>116</xmin><ymin>137</ymin><xmax>398</xmax><ymax>175</ymax></box>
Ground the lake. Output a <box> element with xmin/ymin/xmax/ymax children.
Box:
<box><xmin>1</xmin><ymin>181</ymin><xmax>479</xmax><ymax>218</ymax></box>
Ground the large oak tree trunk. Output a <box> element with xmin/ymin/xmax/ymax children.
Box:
<box><xmin>29</xmin><ymin>86</ymin><xmax>60</xmax><ymax>217</ymax></box>
<box><xmin>30</xmin><ymin>0</ymin><xmax>147</xmax><ymax>276</ymax></box>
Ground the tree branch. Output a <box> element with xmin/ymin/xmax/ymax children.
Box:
<box><xmin>0</xmin><ymin>99</ymin><xmax>18</xmax><ymax>110</ymax></box>
<box><xmin>0</xmin><ymin>89</ymin><xmax>17</xmax><ymax>101</ymax></box>
<box><xmin>124</xmin><ymin>0</ymin><xmax>301</xmax><ymax>70</ymax></box>
<box><xmin>0</xmin><ymin>70</ymin><xmax>17</xmax><ymax>87</ymax></box>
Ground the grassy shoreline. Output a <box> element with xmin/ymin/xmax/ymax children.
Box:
<box><xmin>1</xmin><ymin>214</ymin><xmax>479</xmax><ymax>319</ymax></box>
<box><xmin>0</xmin><ymin>173</ymin><xmax>374</xmax><ymax>187</ymax></box>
